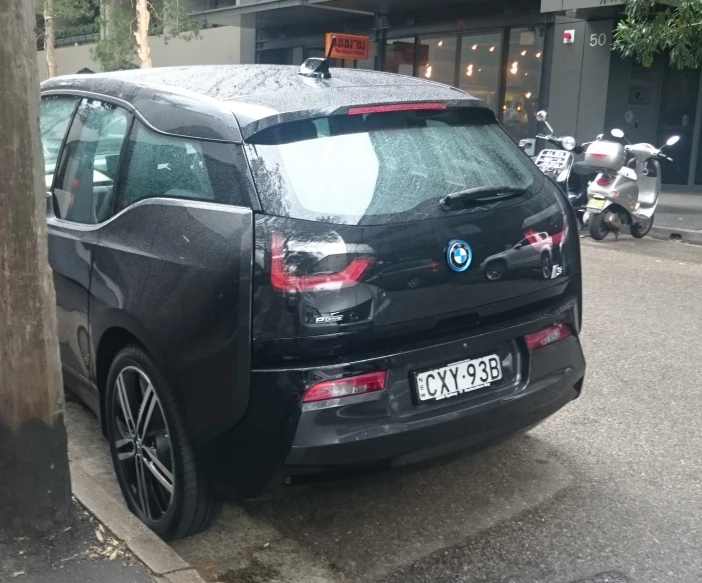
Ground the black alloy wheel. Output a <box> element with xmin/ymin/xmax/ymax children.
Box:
<box><xmin>105</xmin><ymin>345</ymin><xmax>219</xmax><ymax>540</ymax></box>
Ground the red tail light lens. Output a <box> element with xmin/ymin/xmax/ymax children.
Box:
<box><xmin>596</xmin><ymin>177</ymin><xmax>612</xmax><ymax>186</ymax></box>
<box><xmin>271</xmin><ymin>234</ymin><xmax>373</xmax><ymax>293</ymax></box>
<box><xmin>589</xmin><ymin>153</ymin><xmax>608</xmax><ymax>159</ymax></box>
<box><xmin>525</xmin><ymin>324</ymin><xmax>572</xmax><ymax>351</ymax></box>
<box><xmin>348</xmin><ymin>103</ymin><xmax>447</xmax><ymax>115</ymax></box>
<box><xmin>303</xmin><ymin>371</ymin><xmax>387</xmax><ymax>403</ymax></box>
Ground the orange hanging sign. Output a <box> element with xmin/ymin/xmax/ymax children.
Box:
<box><xmin>325</xmin><ymin>33</ymin><xmax>370</xmax><ymax>60</ymax></box>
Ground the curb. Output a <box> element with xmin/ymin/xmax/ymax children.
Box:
<box><xmin>71</xmin><ymin>464</ymin><xmax>208</xmax><ymax>583</ymax></box>
<box><xmin>650</xmin><ymin>225</ymin><xmax>702</xmax><ymax>245</ymax></box>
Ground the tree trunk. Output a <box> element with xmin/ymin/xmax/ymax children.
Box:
<box><xmin>135</xmin><ymin>0</ymin><xmax>152</xmax><ymax>68</ymax></box>
<box><xmin>44</xmin><ymin>0</ymin><xmax>57</xmax><ymax>78</ymax></box>
<box><xmin>100</xmin><ymin>0</ymin><xmax>108</xmax><ymax>38</ymax></box>
<box><xmin>0</xmin><ymin>0</ymin><xmax>71</xmax><ymax>535</ymax></box>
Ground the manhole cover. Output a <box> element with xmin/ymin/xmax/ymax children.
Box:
<box><xmin>569</xmin><ymin>572</ymin><xmax>634</xmax><ymax>583</ymax></box>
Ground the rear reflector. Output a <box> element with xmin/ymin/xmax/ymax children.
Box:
<box><xmin>271</xmin><ymin>234</ymin><xmax>372</xmax><ymax>292</ymax></box>
<box><xmin>303</xmin><ymin>371</ymin><xmax>387</xmax><ymax>403</ymax></box>
<box><xmin>348</xmin><ymin>103</ymin><xmax>447</xmax><ymax>115</ymax></box>
<box><xmin>525</xmin><ymin>324</ymin><xmax>572</xmax><ymax>351</ymax></box>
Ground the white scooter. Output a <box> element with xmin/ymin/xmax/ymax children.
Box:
<box><xmin>583</xmin><ymin>129</ymin><xmax>680</xmax><ymax>240</ymax></box>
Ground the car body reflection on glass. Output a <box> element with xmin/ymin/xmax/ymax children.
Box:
<box><xmin>480</xmin><ymin>231</ymin><xmax>553</xmax><ymax>282</ymax></box>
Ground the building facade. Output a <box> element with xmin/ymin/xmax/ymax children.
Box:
<box><xmin>195</xmin><ymin>0</ymin><xmax>702</xmax><ymax>188</ymax></box>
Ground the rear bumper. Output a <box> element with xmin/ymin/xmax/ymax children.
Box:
<box><xmin>285</xmin><ymin>336</ymin><xmax>584</xmax><ymax>469</ymax></box>
<box><xmin>197</xmin><ymin>299</ymin><xmax>585</xmax><ymax>493</ymax></box>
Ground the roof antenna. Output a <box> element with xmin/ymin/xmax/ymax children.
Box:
<box><xmin>299</xmin><ymin>36</ymin><xmax>336</xmax><ymax>79</ymax></box>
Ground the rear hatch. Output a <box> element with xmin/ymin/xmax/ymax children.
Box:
<box><xmin>245</xmin><ymin>105</ymin><xmax>579</xmax><ymax>364</ymax></box>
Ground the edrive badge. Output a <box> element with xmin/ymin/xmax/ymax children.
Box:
<box><xmin>446</xmin><ymin>239</ymin><xmax>473</xmax><ymax>273</ymax></box>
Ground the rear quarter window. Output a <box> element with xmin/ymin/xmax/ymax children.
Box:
<box><xmin>245</xmin><ymin>108</ymin><xmax>542</xmax><ymax>225</ymax></box>
<box><xmin>116</xmin><ymin>123</ymin><xmax>246</xmax><ymax>212</ymax></box>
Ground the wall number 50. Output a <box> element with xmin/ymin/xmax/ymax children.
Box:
<box><xmin>590</xmin><ymin>33</ymin><xmax>608</xmax><ymax>47</ymax></box>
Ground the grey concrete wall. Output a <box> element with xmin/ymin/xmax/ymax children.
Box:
<box><xmin>37</xmin><ymin>25</ymin><xmax>254</xmax><ymax>81</ymax></box>
<box><xmin>575</xmin><ymin>20</ymin><xmax>614</xmax><ymax>141</ymax></box>
<box><xmin>546</xmin><ymin>21</ymin><xmax>586</xmax><ymax>139</ymax></box>
<box><xmin>546</xmin><ymin>19</ymin><xmax>614</xmax><ymax>144</ymax></box>
<box><xmin>541</xmin><ymin>0</ymin><xmax>623</xmax><ymax>11</ymax></box>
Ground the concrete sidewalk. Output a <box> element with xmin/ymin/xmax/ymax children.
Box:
<box><xmin>651</xmin><ymin>188</ymin><xmax>702</xmax><ymax>244</ymax></box>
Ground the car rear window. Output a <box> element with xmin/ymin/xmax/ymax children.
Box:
<box><xmin>245</xmin><ymin>108</ymin><xmax>541</xmax><ymax>225</ymax></box>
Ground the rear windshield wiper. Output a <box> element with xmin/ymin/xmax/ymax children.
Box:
<box><xmin>440</xmin><ymin>186</ymin><xmax>525</xmax><ymax>209</ymax></box>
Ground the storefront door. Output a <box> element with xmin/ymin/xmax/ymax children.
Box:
<box><xmin>656</xmin><ymin>67</ymin><xmax>700</xmax><ymax>186</ymax></box>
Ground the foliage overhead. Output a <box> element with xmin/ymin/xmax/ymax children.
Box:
<box><xmin>36</xmin><ymin>0</ymin><xmax>96</xmax><ymax>22</ymax></box>
<box><xmin>92</xmin><ymin>0</ymin><xmax>202</xmax><ymax>71</ymax></box>
<box><xmin>609</xmin><ymin>0</ymin><xmax>702</xmax><ymax>68</ymax></box>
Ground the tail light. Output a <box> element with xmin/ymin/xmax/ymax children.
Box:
<box><xmin>525</xmin><ymin>324</ymin><xmax>572</xmax><ymax>351</ymax></box>
<box><xmin>596</xmin><ymin>177</ymin><xmax>612</xmax><ymax>187</ymax></box>
<box><xmin>523</xmin><ymin>230</ymin><xmax>538</xmax><ymax>245</ymax></box>
<box><xmin>271</xmin><ymin>234</ymin><xmax>373</xmax><ymax>293</ymax></box>
<box><xmin>303</xmin><ymin>371</ymin><xmax>387</xmax><ymax>403</ymax></box>
<box><xmin>348</xmin><ymin>103</ymin><xmax>446</xmax><ymax>115</ymax></box>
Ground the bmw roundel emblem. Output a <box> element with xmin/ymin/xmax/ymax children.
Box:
<box><xmin>446</xmin><ymin>239</ymin><xmax>473</xmax><ymax>273</ymax></box>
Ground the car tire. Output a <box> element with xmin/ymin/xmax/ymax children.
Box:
<box><xmin>105</xmin><ymin>345</ymin><xmax>219</xmax><ymax>540</ymax></box>
<box><xmin>485</xmin><ymin>260</ymin><xmax>507</xmax><ymax>281</ymax></box>
<box><xmin>588</xmin><ymin>213</ymin><xmax>608</xmax><ymax>241</ymax></box>
<box><xmin>407</xmin><ymin>276</ymin><xmax>424</xmax><ymax>289</ymax></box>
<box><xmin>630</xmin><ymin>215</ymin><xmax>653</xmax><ymax>238</ymax></box>
<box><xmin>540</xmin><ymin>253</ymin><xmax>552</xmax><ymax>280</ymax></box>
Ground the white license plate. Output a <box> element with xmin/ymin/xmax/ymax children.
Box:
<box><xmin>587</xmin><ymin>198</ymin><xmax>606</xmax><ymax>209</ymax></box>
<box><xmin>415</xmin><ymin>354</ymin><xmax>502</xmax><ymax>403</ymax></box>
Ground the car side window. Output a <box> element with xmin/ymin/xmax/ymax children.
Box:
<box><xmin>53</xmin><ymin>99</ymin><xmax>130</xmax><ymax>224</ymax></box>
<box><xmin>40</xmin><ymin>96</ymin><xmax>79</xmax><ymax>190</ymax></box>
<box><xmin>116</xmin><ymin>122</ymin><xmax>243</xmax><ymax>211</ymax></box>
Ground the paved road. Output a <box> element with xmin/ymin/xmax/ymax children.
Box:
<box><xmin>66</xmin><ymin>235</ymin><xmax>702</xmax><ymax>583</ymax></box>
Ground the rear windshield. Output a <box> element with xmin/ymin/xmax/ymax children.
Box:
<box><xmin>245</xmin><ymin>108</ymin><xmax>542</xmax><ymax>225</ymax></box>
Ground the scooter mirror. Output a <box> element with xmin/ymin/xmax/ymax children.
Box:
<box><xmin>666</xmin><ymin>135</ymin><xmax>681</xmax><ymax>147</ymax></box>
<box><xmin>611</xmin><ymin>129</ymin><xmax>625</xmax><ymax>138</ymax></box>
<box><xmin>536</xmin><ymin>111</ymin><xmax>548</xmax><ymax>123</ymax></box>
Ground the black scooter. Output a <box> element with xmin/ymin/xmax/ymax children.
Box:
<box><xmin>520</xmin><ymin>111</ymin><xmax>598</xmax><ymax>227</ymax></box>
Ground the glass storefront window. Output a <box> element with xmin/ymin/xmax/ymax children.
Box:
<box><xmin>417</xmin><ymin>37</ymin><xmax>458</xmax><ymax>87</ymax></box>
<box><xmin>384</xmin><ymin>38</ymin><xmax>416</xmax><ymax>76</ymax></box>
<box><xmin>502</xmin><ymin>27</ymin><xmax>545</xmax><ymax>143</ymax></box>
<box><xmin>458</xmin><ymin>32</ymin><xmax>504</xmax><ymax>114</ymax></box>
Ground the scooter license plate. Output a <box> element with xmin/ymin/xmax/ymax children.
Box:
<box><xmin>587</xmin><ymin>198</ymin><xmax>606</xmax><ymax>209</ymax></box>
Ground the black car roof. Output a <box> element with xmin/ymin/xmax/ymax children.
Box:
<box><xmin>41</xmin><ymin>65</ymin><xmax>490</xmax><ymax>143</ymax></box>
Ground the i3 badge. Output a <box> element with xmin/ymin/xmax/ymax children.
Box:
<box><xmin>446</xmin><ymin>239</ymin><xmax>473</xmax><ymax>273</ymax></box>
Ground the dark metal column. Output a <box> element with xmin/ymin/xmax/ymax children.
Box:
<box><xmin>687</xmin><ymin>72</ymin><xmax>702</xmax><ymax>187</ymax></box>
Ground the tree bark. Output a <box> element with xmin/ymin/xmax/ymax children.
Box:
<box><xmin>0</xmin><ymin>0</ymin><xmax>71</xmax><ymax>534</ymax></box>
<box><xmin>135</xmin><ymin>0</ymin><xmax>152</xmax><ymax>68</ymax></box>
<box><xmin>100</xmin><ymin>0</ymin><xmax>108</xmax><ymax>38</ymax></box>
<box><xmin>44</xmin><ymin>0</ymin><xmax>57</xmax><ymax>78</ymax></box>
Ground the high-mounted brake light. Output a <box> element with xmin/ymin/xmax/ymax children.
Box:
<box><xmin>271</xmin><ymin>234</ymin><xmax>372</xmax><ymax>293</ymax></box>
<box><xmin>348</xmin><ymin>103</ymin><xmax>447</xmax><ymax>116</ymax></box>
<box><xmin>303</xmin><ymin>371</ymin><xmax>387</xmax><ymax>403</ymax></box>
<box><xmin>525</xmin><ymin>324</ymin><xmax>572</xmax><ymax>351</ymax></box>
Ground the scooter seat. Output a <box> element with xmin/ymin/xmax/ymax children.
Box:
<box><xmin>572</xmin><ymin>161</ymin><xmax>597</xmax><ymax>177</ymax></box>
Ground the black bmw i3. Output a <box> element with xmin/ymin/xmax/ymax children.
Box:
<box><xmin>40</xmin><ymin>63</ymin><xmax>585</xmax><ymax>540</ymax></box>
